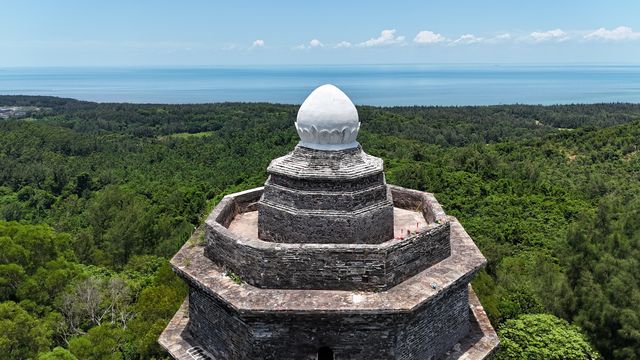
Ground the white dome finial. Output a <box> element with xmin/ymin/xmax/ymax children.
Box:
<box><xmin>295</xmin><ymin>84</ymin><xmax>360</xmax><ymax>151</ymax></box>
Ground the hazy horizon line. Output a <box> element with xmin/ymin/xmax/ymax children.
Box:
<box><xmin>3</xmin><ymin>62</ymin><xmax>640</xmax><ymax>69</ymax></box>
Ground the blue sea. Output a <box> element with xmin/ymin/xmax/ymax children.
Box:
<box><xmin>1</xmin><ymin>65</ymin><xmax>639</xmax><ymax>106</ymax></box>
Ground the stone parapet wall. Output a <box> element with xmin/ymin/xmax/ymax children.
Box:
<box><xmin>389</xmin><ymin>185</ymin><xmax>447</xmax><ymax>224</ymax></box>
<box><xmin>173</xmin><ymin>217</ymin><xmax>486</xmax><ymax>314</ymax></box>
<box><xmin>204</xmin><ymin>186</ymin><xmax>451</xmax><ymax>291</ymax></box>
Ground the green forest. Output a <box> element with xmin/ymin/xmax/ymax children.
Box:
<box><xmin>1</xmin><ymin>95</ymin><xmax>640</xmax><ymax>359</ymax></box>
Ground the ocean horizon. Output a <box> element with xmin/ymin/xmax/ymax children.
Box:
<box><xmin>1</xmin><ymin>64</ymin><xmax>640</xmax><ymax>106</ymax></box>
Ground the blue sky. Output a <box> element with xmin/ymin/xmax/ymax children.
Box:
<box><xmin>2</xmin><ymin>0</ymin><xmax>640</xmax><ymax>66</ymax></box>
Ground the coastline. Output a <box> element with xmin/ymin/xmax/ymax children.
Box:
<box><xmin>1</xmin><ymin>64</ymin><xmax>640</xmax><ymax>106</ymax></box>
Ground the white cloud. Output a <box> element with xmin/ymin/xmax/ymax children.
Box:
<box><xmin>414</xmin><ymin>30</ymin><xmax>446</xmax><ymax>44</ymax></box>
<box><xmin>584</xmin><ymin>26</ymin><xmax>640</xmax><ymax>41</ymax></box>
<box><xmin>251</xmin><ymin>39</ymin><xmax>265</xmax><ymax>48</ymax></box>
<box><xmin>358</xmin><ymin>29</ymin><xmax>406</xmax><ymax>47</ymax></box>
<box><xmin>451</xmin><ymin>34</ymin><xmax>484</xmax><ymax>45</ymax></box>
<box><xmin>309</xmin><ymin>39</ymin><xmax>323</xmax><ymax>47</ymax></box>
<box><xmin>483</xmin><ymin>33</ymin><xmax>512</xmax><ymax>44</ymax></box>
<box><xmin>530</xmin><ymin>29</ymin><xmax>568</xmax><ymax>42</ymax></box>
<box><xmin>335</xmin><ymin>41</ymin><xmax>352</xmax><ymax>48</ymax></box>
<box><xmin>295</xmin><ymin>39</ymin><xmax>325</xmax><ymax>50</ymax></box>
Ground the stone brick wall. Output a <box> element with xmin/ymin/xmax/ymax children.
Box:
<box><xmin>258</xmin><ymin>145</ymin><xmax>394</xmax><ymax>244</ymax></box>
<box><xmin>258</xmin><ymin>199</ymin><xmax>395</xmax><ymax>244</ymax></box>
<box><xmin>262</xmin><ymin>182</ymin><xmax>389</xmax><ymax>211</ymax></box>
<box><xmin>269</xmin><ymin>172</ymin><xmax>385</xmax><ymax>192</ymax></box>
<box><xmin>395</xmin><ymin>282</ymin><xmax>470</xmax><ymax>360</ymax></box>
<box><xmin>204</xmin><ymin>186</ymin><xmax>451</xmax><ymax>291</ymax></box>
<box><xmin>186</xmin><ymin>278</ymin><xmax>470</xmax><ymax>360</ymax></box>
<box><xmin>389</xmin><ymin>185</ymin><xmax>447</xmax><ymax>225</ymax></box>
<box><xmin>188</xmin><ymin>287</ymin><xmax>251</xmax><ymax>360</ymax></box>
<box><xmin>205</xmin><ymin>219</ymin><xmax>450</xmax><ymax>291</ymax></box>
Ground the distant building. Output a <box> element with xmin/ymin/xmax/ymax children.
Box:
<box><xmin>0</xmin><ymin>108</ymin><xmax>12</xmax><ymax>118</ymax></box>
<box><xmin>160</xmin><ymin>84</ymin><xmax>499</xmax><ymax>359</ymax></box>
<box><xmin>0</xmin><ymin>106</ymin><xmax>38</xmax><ymax>119</ymax></box>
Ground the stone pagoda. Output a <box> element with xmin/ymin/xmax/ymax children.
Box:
<box><xmin>160</xmin><ymin>84</ymin><xmax>499</xmax><ymax>360</ymax></box>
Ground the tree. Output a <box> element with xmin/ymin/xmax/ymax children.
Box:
<box><xmin>3</xmin><ymin>97</ymin><xmax>640</xmax><ymax>359</ymax></box>
<box><xmin>73</xmin><ymin>173</ymin><xmax>92</xmax><ymax>197</ymax></box>
<box><xmin>0</xmin><ymin>222</ymin><xmax>72</xmax><ymax>272</ymax></box>
<box><xmin>0</xmin><ymin>263</ymin><xmax>26</xmax><ymax>300</ymax></box>
<box><xmin>16</xmin><ymin>259</ymin><xmax>80</xmax><ymax>306</ymax></box>
<box><xmin>57</xmin><ymin>275</ymin><xmax>134</xmax><ymax>344</ymax></box>
<box><xmin>37</xmin><ymin>347</ymin><xmax>78</xmax><ymax>360</ymax></box>
<box><xmin>68</xmin><ymin>324</ymin><xmax>126</xmax><ymax>360</ymax></box>
<box><xmin>566</xmin><ymin>197</ymin><xmax>640</xmax><ymax>359</ymax></box>
<box><xmin>497</xmin><ymin>313</ymin><xmax>599</xmax><ymax>360</ymax></box>
<box><xmin>127</xmin><ymin>263</ymin><xmax>186</xmax><ymax>358</ymax></box>
<box><xmin>0</xmin><ymin>301</ymin><xmax>52</xmax><ymax>359</ymax></box>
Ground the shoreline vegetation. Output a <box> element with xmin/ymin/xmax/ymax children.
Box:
<box><xmin>2</xmin><ymin>95</ymin><xmax>639</xmax><ymax>359</ymax></box>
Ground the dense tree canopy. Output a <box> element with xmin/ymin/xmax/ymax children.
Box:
<box><xmin>497</xmin><ymin>313</ymin><xmax>599</xmax><ymax>359</ymax></box>
<box><xmin>1</xmin><ymin>95</ymin><xmax>640</xmax><ymax>358</ymax></box>
<box><xmin>566</xmin><ymin>197</ymin><xmax>640</xmax><ymax>359</ymax></box>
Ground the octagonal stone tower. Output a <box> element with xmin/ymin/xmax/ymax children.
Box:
<box><xmin>160</xmin><ymin>84</ymin><xmax>499</xmax><ymax>360</ymax></box>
